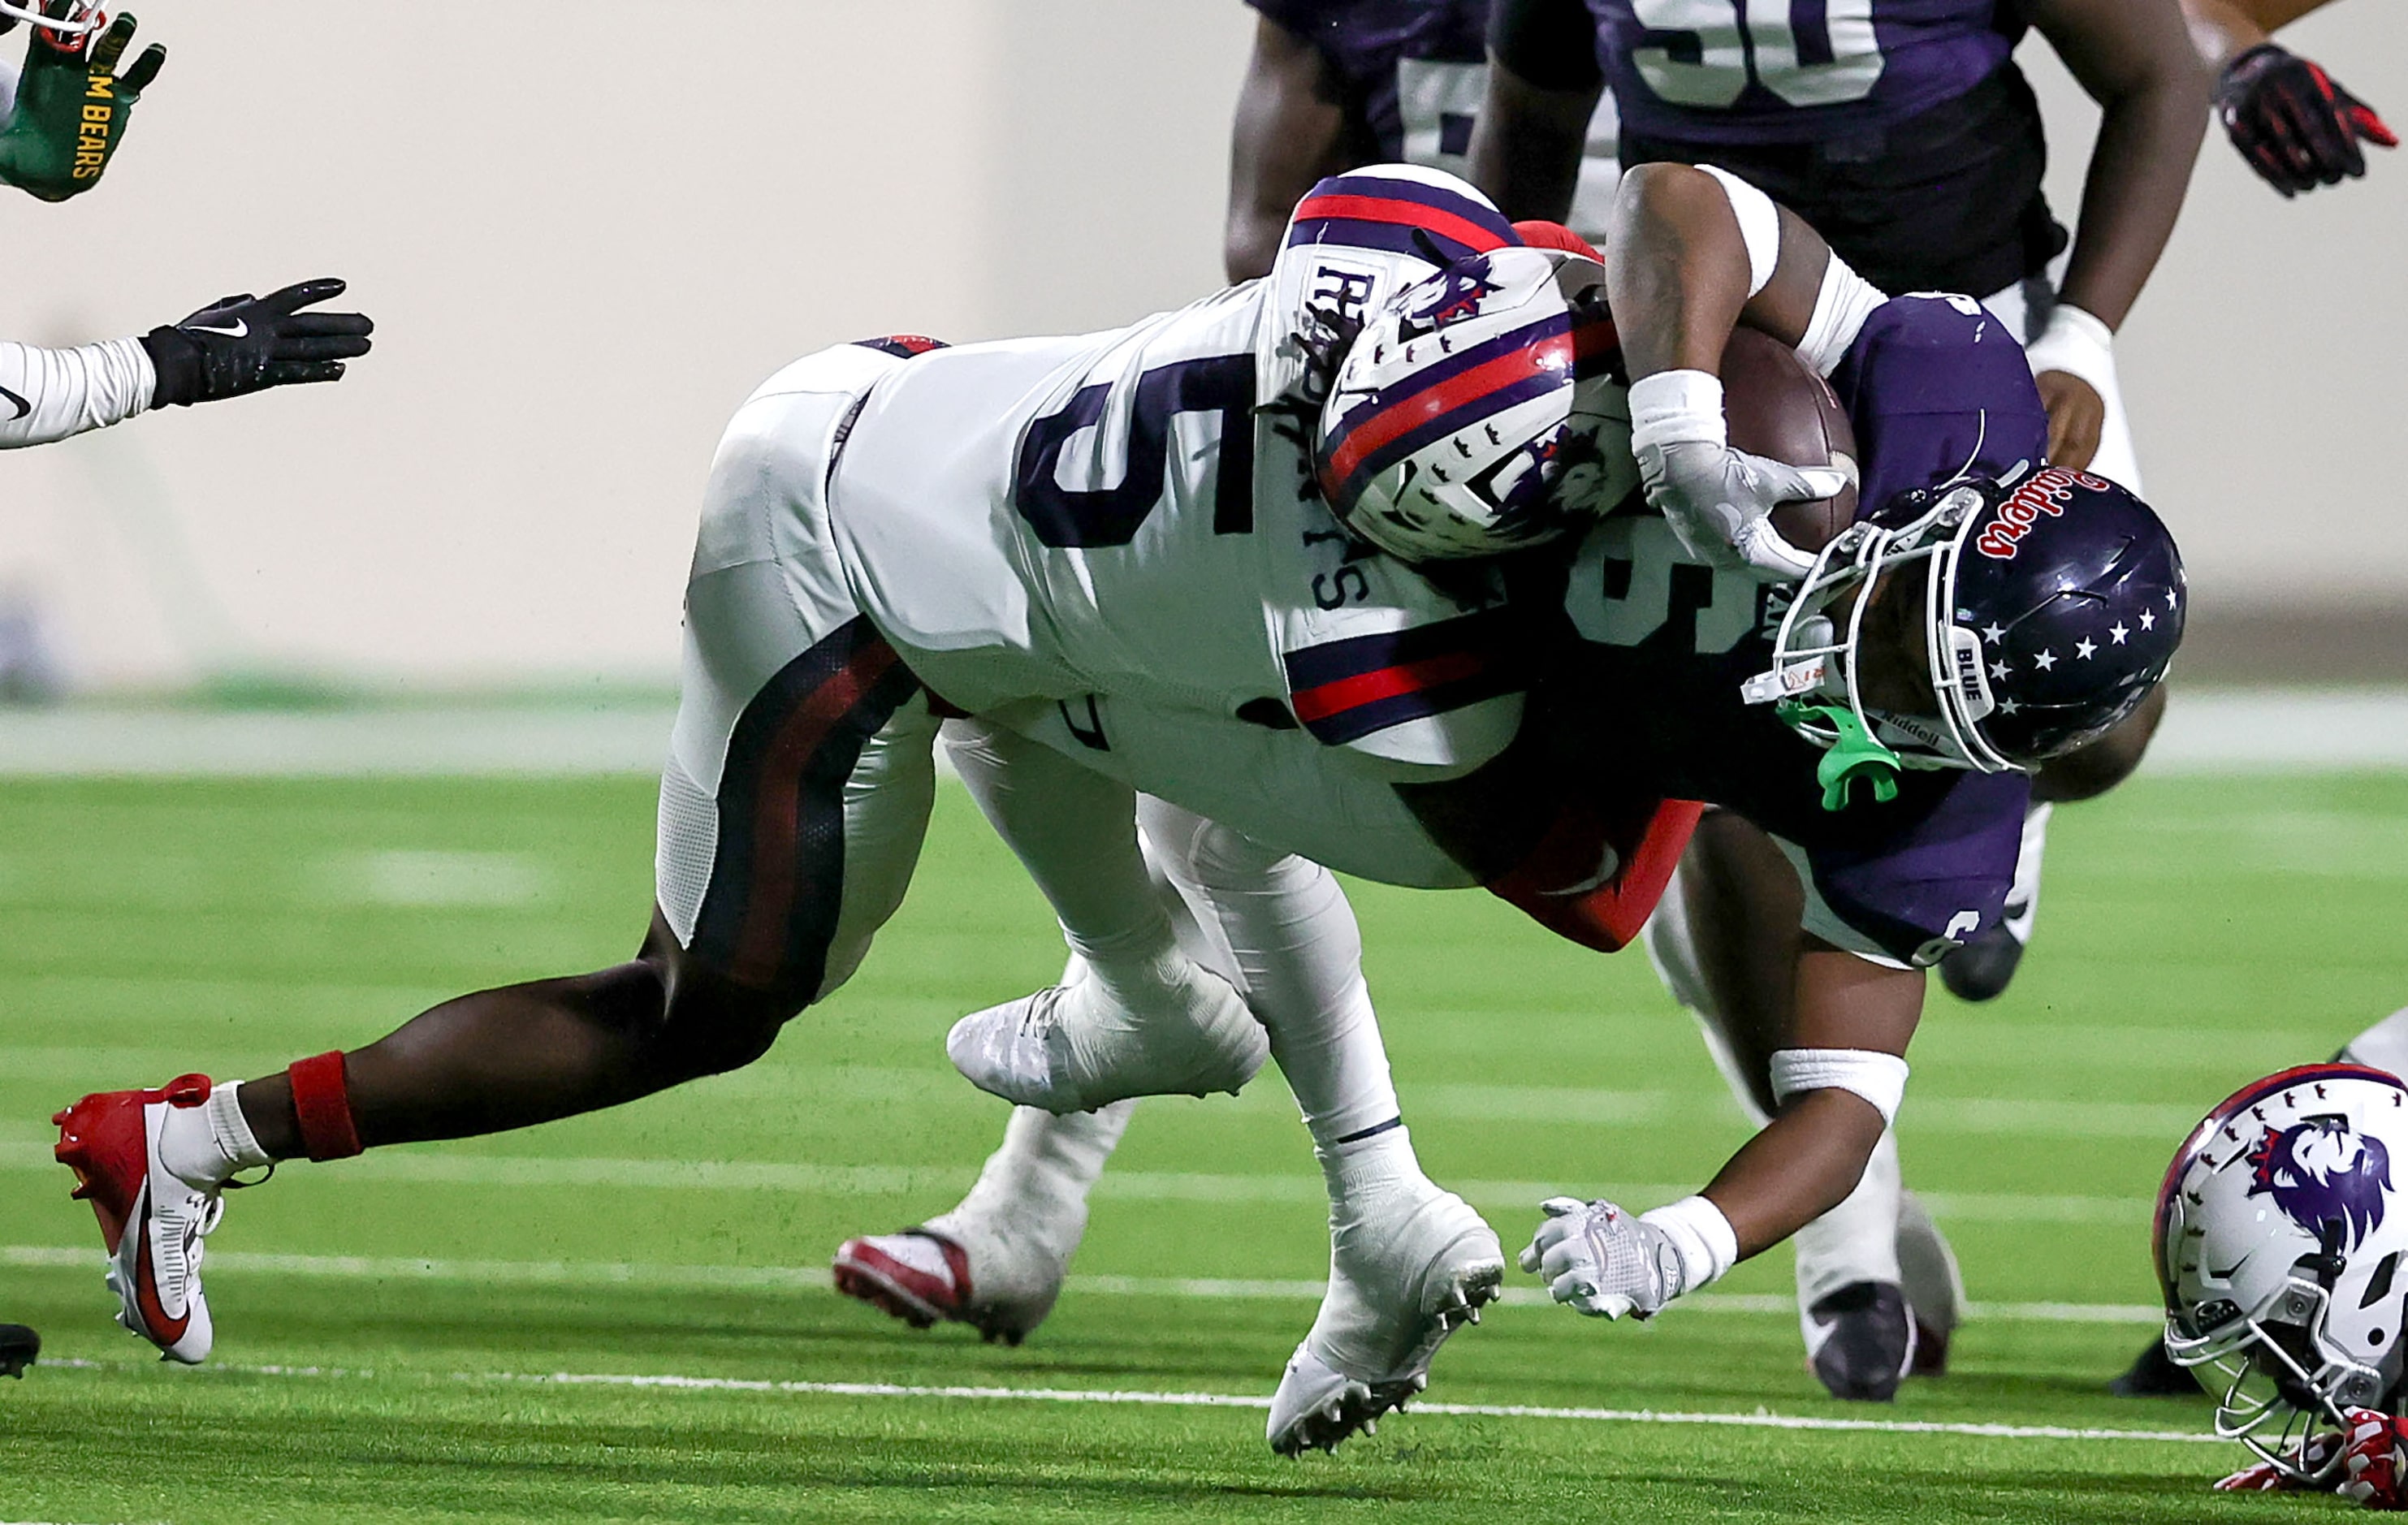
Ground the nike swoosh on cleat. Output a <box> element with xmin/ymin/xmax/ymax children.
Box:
<box><xmin>132</xmin><ymin>1202</ymin><xmax>191</xmax><ymax>1346</ymax></box>
<box><xmin>187</xmin><ymin>321</ymin><xmax>249</xmax><ymax>339</ymax></box>
<box><xmin>0</xmin><ymin>382</ymin><xmax>28</xmax><ymax>421</ymax></box>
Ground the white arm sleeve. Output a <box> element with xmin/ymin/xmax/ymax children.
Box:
<box><xmin>0</xmin><ymin>337</ymin><xmax>156</xmax><ymax>449</ymax></box>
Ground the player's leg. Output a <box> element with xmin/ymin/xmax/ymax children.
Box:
<box><xmin>1643</xmin><ymin>809</ymin><xmax>1948</xmax><ymax>1401</ymax></box>
<box><xmin>1135</xmin><ymin>797</ymin><xmax>1501</xmax><ymax>1454</ymax></box>
<box><xmin>940</xmin><ymin>717</ymin><xmax>1267</xmax><ymax>1110</ymax></box>
<box><xmin>54</xmin><ymin>356</ymin><xmax>940</xmax><ymax>1362</ymax></box>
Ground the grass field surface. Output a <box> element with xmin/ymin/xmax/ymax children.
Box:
<box><xmin>2</xmin><ymin>771</ymin><xmax>2404</xmax><ymax>1521</ymax></box>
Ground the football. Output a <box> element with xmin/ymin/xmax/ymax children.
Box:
<box><xmin>1720</xmin><ymin>325</ymin><xmax>1861</xmax><ymax>554</ymax></box>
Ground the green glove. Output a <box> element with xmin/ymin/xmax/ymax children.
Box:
<box><xmin>0</xmin><ymin>6</ymin><xmax>165</xmax><ymax>201</ymax></box>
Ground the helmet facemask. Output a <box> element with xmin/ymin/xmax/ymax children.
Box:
<box><xmin>2168</xmin><ymin>1251</ymin><xmax>2397</xmax><ymax>1484</ymax></box>
<box><xmin>1741</xmin><ymin>485</ymin><xmax>2009</xmax><ymax>804</ymax></box>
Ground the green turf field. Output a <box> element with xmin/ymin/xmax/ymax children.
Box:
<box><xmin>2</xmin><ymin>770</ymin><xmax>2404</xmax><ymax>1522</ymax></box>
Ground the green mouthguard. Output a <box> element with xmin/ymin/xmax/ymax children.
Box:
<box><xmin>1779</xmin><ymin>702</ymin><xmax>1903</xmax><ymax>813</ymax></box>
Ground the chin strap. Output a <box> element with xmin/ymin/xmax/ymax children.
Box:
<box><xmin>1781</xmin><ymin>702</ymin><xmax>1902</xmax><ymax>812</ymax></box>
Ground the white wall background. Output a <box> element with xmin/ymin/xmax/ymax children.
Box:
<box><xmin>0</xmin><ymin>2</ymin><xmax>2397</xmax><ymax>690</ymax></box>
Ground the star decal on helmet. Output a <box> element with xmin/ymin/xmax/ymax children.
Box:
<box><xmin>2139</xmin><ymin>609</ymin><xmax>2156</xmax><ymax>630</ymax></box>
<box><xmin>2034</xmin><ymin>649</ymin><xmax>2056</xmax><ymax>670</ymax></box>
<box><xmin>2075</xmin><ymin>637</ymin><xmax>2097</xmax><ymax>659</ymax></box>
<box><xmin>2110</xmin><ymin>622</ymin><xmax>2130</xmax><ymax>645</ymax></box>
<box><xmin>1981</xmin><ymin>622</ymin><xmax>2006</xmax><ymax>644</ymax></box>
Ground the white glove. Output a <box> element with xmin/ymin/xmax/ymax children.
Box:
<box><xmin>1628</xmin><ymin>369</ymin><xmax>1848</xmax><ymax>583</ymax></box>
<box><xmin>1518</xmin><ymin>1197</ymin><xmax>1684</xmax><ymax>1320</ymax></box>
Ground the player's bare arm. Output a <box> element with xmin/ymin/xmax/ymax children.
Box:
<box><xmin>2180</xmin><ymin>0</ymin><xmax>2392</xmax><ymax>197</ymax></box>
<box><xmin>1466</xmin><ymin>0</ymin><xmax>1599</xmax><ymax>225</ymax></box>
<box><xmin>1604</xmin><ymin>162</ymin><xmax>1854</xmax><ymax>578</ymax></box>
<box><xmin>1225</xmin><ymin>15</ymin><xmax>1356</xmax><ymax>283</ymax></box>
<box><xmin>2025</xmin><ymin>0</ymin><xmax>2209</xmax><ymax>471</ymax></box>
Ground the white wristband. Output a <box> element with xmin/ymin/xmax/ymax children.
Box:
<box><xmin>1769</xmin><ymin>1047</ymin><xmax>1909</xmax><ymax>1127</ymax></box>
<box><xmin>1640</xmin><ymin>1194</ymin><xmax>1740</xmax><ymax>1294</ymax></box>
<box><xmin>1627</xmin><ymin>369</ymin><xmax>1726</xmax><ymax>452</ymax></box>
<box><xmin>2021</xmin><ymin>301</ymin><xmax>2116</xmax><ymax>399</ymax></box>
<box><xmin>1696</xmin><ymin>165</ymin><xmax>1780</xmax><ymax>299</ymax></box>
<box><xmin>1794</xmin><ymin>253</ymin><xmax>1887</xmax><ymax>378</ymax></box>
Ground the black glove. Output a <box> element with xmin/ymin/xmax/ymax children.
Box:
<box><xmin>2219</xmin><ymin>42</ymin><xmax>2397</xmax><ymax>198</ymax></box>
<box><xmin>140</xmin><ymin>279</ymin><xmax>374</xmax><ymax>408</ymax></box>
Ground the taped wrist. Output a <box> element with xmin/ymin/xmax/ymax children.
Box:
<box><xmin>1769</xmin><ymin>1047</ymin><xmax>1909</xmax><ymax>1127</ymax></box>
<box><xmin>285</xmin><ymin>1050</ymin><xmax>364</xmax><ymax>1161</ymax></box>
<box><xmin>1628</xmin><ymin>369</ymin><xmax>1725</xmax><ymax>455</ymax></box>
<box><xmin>1696</xmin><ymin>165</ymin><xmax>1779</xmax><ymax>298</ymax></box>
<box><xmin>1639</xmin><ymin>1194</ymin><xmax>1740</xmax><ymax>1294</ymax></box>
<box><xmin>2021</xmin><ymin>302</ymin><xmax>2116</xmax><ymax>400</ymax></box>
<box><xmin>1793</xmin><ymin>253</ymin><xmax>1886</xmax><ymax>378</ymax></box>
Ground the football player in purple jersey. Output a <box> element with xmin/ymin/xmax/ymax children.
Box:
<box><xmin>1226</xmin><ymin>0</ymin><xmax>1620</xmax><ymax>280</ymax></box>
<box><xmin>1469</xmin><ymin>0</ymin><xmax>2205</xmax><ymax>1396</ymax></box>
<box><xmin>2181</xmin><ymin>0</ymin><xmax>2393</xmax><ymax>196</ymax></box>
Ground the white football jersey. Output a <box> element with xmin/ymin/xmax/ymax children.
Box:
<box><xmin>828</xmin><ymin>165</ymin><xmax>1540</xmax><ymax>776</ymax></box>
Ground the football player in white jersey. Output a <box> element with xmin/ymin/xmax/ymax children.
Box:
<box><xmin>49</xmin><ymin>160</ymin><xmax>1671</xmax><ymax>1423</ymax></box>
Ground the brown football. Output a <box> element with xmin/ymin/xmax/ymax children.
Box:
<box><xmin>1719</xmin><ymin>326</ymin><xmax>1860</xmax><ymax>554</ymax></box>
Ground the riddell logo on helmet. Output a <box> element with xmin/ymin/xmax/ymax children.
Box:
<box><xmin>1974</xmin><ymin>469</ymin><xmax>2082</xmax><ymax>561</ymax></box>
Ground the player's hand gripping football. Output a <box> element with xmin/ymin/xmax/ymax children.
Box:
<box><xmin>0</xmin><ymin>3</ymin><xmax>165</xmax><ymax>201</ymax></box>
<box><xmin>141</xmin><ymin>281</ymin><xmax>374</xmax><ymax>408</ymax></box>
<box><xmin>1519</xmin><ymin>1197</ymin><xmax>1682</xmax><ymax>1320</ymax></box>
<box><xmin>1636</xmin><ymin>436</ymin><xmax>1847</xmax><ymax>582</ymax></box>
<box><xmin>2219</xmin><ymin>43</ymin><xmax>2397</xmax><ymax>199</ymax></box>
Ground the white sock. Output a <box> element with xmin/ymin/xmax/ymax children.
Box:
<box><xmin>931</xmin><ymin>1101</ymin><xmax>1136</xmax><ymax>1268</ymax></box>
<box><xmin>1792</xmin><ymin>1126</ymin><xmax>1904</xmax><ymax>1307</ymax></box>
<box><xmin>2340</xmin><ymin>1007</ymin><xmax>2408</xmax><ymax>1078</ymax></box>
<box><xmin>157</xmin><ymin>1079</ymin><xmax>273</xmax><ymax>1191</ymax></box>
<box><xmin>1316</xmin><ymin>1122</ymin><xmax>1421</xmax><ymax>1223</ymax></box>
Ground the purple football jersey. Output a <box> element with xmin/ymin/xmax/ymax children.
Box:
<box><xmin>1580</xmin><ymin>0</ymin><xmax>2022</xmax><ymax>144</ymax></box>
<box><xmin>1247</xmin><ymin>0</ymin><xmax>1489</xmax><ymax>160</ymax></box>
<box><xmin>1532</xmin><ymin>294</ymin><xmax>2042</xmax><ymax>964</ymax></box>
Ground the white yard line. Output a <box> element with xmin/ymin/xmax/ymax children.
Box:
<box><xmin>37</xmin><ymin>1355</ymin><xmax>2220</xmax><ymax>1445</ymax></box>
<box><xmin>0</xmin><ymin>1244</ymin><xmax>2160</xmax><ymax>1324</ymax></box>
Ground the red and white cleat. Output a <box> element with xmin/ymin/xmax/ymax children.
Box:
<box><xmin>53</xmin><ymin>1074</ymin><xmax>224</xmax><ymax>1364</ymax></box>
<box><xmin>832</xmin><ymin>1229</ymin><xmax>1053</xmax><ymax>1346</ymax></box>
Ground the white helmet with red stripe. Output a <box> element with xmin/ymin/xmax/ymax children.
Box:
<box><xmin>2157</xmin><ymin>1063</ymin><xmax>2408</xmax><ymax>1484</ymax></box>
<box><xmin>1313</xmin><ymin>246</ymin><xmax>1633</xmax><ymax>564</ymax></box>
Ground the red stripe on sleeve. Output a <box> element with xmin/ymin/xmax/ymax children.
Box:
<box><xmin>1289</xmin><ymin>650</ymin><xmax>1489</xmax><ymax>724</ymax></box>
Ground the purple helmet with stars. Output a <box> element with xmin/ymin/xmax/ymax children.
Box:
<box><xmin>1745</xmin><ymin>467</ymin><xmax>2184</xmax><ymax>774</ymax></box>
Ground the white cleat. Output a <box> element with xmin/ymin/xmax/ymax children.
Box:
<box><xmin>832</xmin><ymin>1204</ymin><xmax>1073</xmax><ymax>1346</ymax></box>
<box><xmin>947</xmin><ymin>963</ymin><xmax>1267</xmax><ymax>1114</ymax></box>
<box><xmin>54</xmin><ymin>1074</ymin><xmax>227</xmax><ymax>1364</ymax></box>
<box><xmin>1268</xmin><ymin>1176</ymin><xmax>1502</xmax><ymax>1456</ymax></box>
